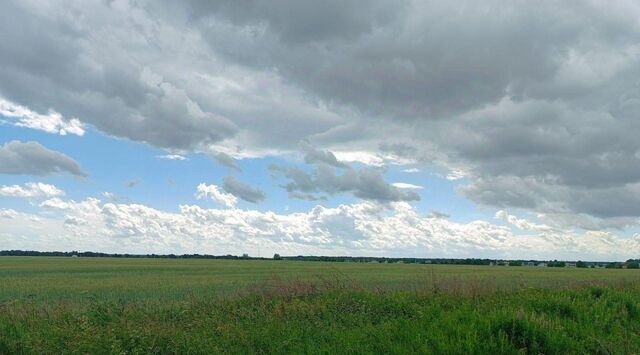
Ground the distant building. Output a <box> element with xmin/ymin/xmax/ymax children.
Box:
<box><xmin>566</xmin><ymin>262</ymin><xmax>576</xmax><ymax>268</ymax></box>
<box><xmin>526</xmin><ymin>261</ymin><xmax>535</xmax><ymax>266</ymax></box>
<box><xmin>537</xmin><ymin>262</ymin><xmax>547</xmax><ymax>267</ymax></box>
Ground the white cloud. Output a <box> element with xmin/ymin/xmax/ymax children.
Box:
<box><xmin>0</xmin><ymin>208</ymin><xmax>18</xmax><ymax>219</ymax></box>
<box><xmin>40</xmin><ymin>198</ymin><xmax>73</xmax><ymax>210</ymax></box>
<box><xmin>332</xmin><ymin>151</ymin><xmax>386</xmax><ymax>166</ymax></box>
<box><xmin>0</xmin><ymin>97</ymin><xmax>85</xmax><ymax>136</ymax></box>
<box><xmin>158</xmin><ymin>154</ymin><xmax>187</xmax><ymax>161</ymax></box>
<box><xmin>3</xmin><ymin>195</ymin><xmax>640</xmax><ymax>260</ymax></box>
<box><xmin>0</xmin><ymin>182</ymin><xmax>64</xmax><ymax>198</ymax></box>
<box><xmin>495</xmin><ymin>210</ymin><xmax>552</xmax><ymax>232</ymax></box>
<box><xmin>446</xmin><ymin>170</ymin><xmax>467</xmax><ymax>181</ymax></box>
<box><xmin>195</xmin><ymin>183</ymin><xmax>237</xmax><ymax>208</ymax></box>
<box><xmin>392</xmin><ymin>182</ymin><xmax>424</xmax><ymax>189</ymax></box>
<box><xmin>402</xmin><ymin>168</ymin><xmax>420</xmax><ymax>173</ymax></box>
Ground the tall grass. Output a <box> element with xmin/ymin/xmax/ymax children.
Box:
<box><xmin>2</xmin><ymin>269</ymin><xmax>640</xmax><ymax>354</ymax></box>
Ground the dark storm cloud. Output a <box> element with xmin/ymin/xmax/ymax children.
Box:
<box><xmin>0</xmin><ymin>141</ymin><xmax>86</xmax><ymax>177</ymax></box>
<box><xmin>222</xmin><ymin>176</ymin><xmax>266</xmax><ymax>203</ymax></box>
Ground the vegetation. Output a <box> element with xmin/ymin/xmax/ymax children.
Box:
<box><xmin>0</xmin><ymin>250</ymin><xmax>615</xmax><ymax>267</ymax></box>
<box><xmin>547</xmin><ymin>261</ymin><xmax>566</xmax><ymax>268</ymax></box>
<box><xmin>2</xmin><ymin>257</ymin><xmax>640</xmax><ymax>354</ymax></box>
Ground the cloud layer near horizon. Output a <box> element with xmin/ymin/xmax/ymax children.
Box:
<box><xmin>2</xmin><ymin>184</ymin><xmax>639</xmax><ymax>260</ymax></box>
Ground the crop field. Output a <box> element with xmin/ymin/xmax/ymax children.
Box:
<box><xmin>2</xmin><ymin>257</ymin><xmax>640</xmax><ymax>354</ymax></box>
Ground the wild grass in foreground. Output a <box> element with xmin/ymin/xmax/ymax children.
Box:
<box><xmin>2</xmin><ymin>274</ymin><xmax>640</xmax><ymax>354</ymax></box>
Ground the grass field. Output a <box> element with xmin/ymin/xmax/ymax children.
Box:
<box><xmin>2</xmin><ymin>257</ymin><xmax>640</xmax><ymax>354</ymax></box>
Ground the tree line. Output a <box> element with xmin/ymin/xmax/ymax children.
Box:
<box><xmin>2</xmin><ymin>250</ymin><xmax>634</xmax><ymax>267</ymax></box>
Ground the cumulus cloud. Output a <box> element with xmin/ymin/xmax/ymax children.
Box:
<box><xmin>0</xmin><ymin>182</ymin><xmax>64</xmax><ymax>198</ymax></box>
<box><xmin>222</xmin><ymin>176</ymin><xmax>265</xmax><ymax>203</ymax></box>
<box><xmin>3</xmin><ymin>196</ymin><xmax>640</xmax><ymax>260</ymax></box>
<box><xmin>495</xmin><ymin>210</ymin><xmax>552</xmax><ymax>232</ymax></box>
<box><xmin>195</xmin><ymin>183</ymin><xmax>237</xmax><ymax>208</ymax></box>
<box><xmin>0</xmin><ymin>97</ymin><xmax>85</xmax><ymax>136</ymax></box>
<box><xmin>0</xmin><ymin>208</ymin><xmax>18</xmax><ymax>219</ymax></box>
<box><xmin>0</xmin><ymin>141</ymin><xmax>86</xmax><ymax>177</ymax></box>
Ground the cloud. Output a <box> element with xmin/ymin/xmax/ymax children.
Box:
<box><xmin>222</xmin><ymin>176</ymin><xmax>266</xmax><ymax>203</ymax></box>
<box><xmin>0</xmin><ymin>141</ymin><xmax>86</xmax><ymax>177</ymax></box>
<box><xmin>391</xmin><ymin>182</ymin><xmax>423</xmax><ymax>189</ymax></box>
<box><xmin>379</xmin><ymin>143</ymin><xmax>417</xmax><ymax>160</ymax></box>
<box><xmin>273</xmin><ymin>163</ymin><xmax>420</xmax><ymax>202</ymax></box>
<box><xmin>63</xmin><ymin>215</ymin><xmax>87</xmax><ymax>226</ymax></box>
<box><xmin>495</xmin><ymin>210</ymin><xmax>552</xmax><ymax>232</ymax></box>
<box><xmin>302</xmin><ymin>143</ymin><xmax>346</xmax><ymax>168</ymax></box>
<box><xmin>0</xmin><ymin>182</ymin><xmax>64</xmax><ymax>198</ymax></box>
<box><xmin>446</xmin><ymin>170</ymin><xmax>466</xmax><ymax>181</ymax></box>
<box><xmin>211</xmin><ymin>152</ymin><xmax>241</xmax><ymax>171</ymax></box>
<box><xmin>3</xmin><ymin>0</ymin><xmax>640</xmax><ymax>227</ymax></box>
<box><xmin>195</xmin><ymin>183</ymin><xmax>237</xmax><ymax>208</ymax></box>
<box><xmin>158</xmin><ymin>154</ymin><xmax>187</xmax><ymax>161</ymax></box>
<box><xmin>4</xmin><ymin>196</ymin><xmax>640</xmax><ymax>260</ymax></box>
<box><xmin>126</xmin><ymin>179</ymin><xmax>141</xmax><ymax>188</ymax></box>
<box><xmin>0</xmin><ymin>208</ymin><xmax>18</xmax><ymax>219</ymax></box>
<box><xmin>428</xmin><ymin>210</ymin><xmax>450</xmax><ymax>219</ymax></box>
<box><xmin>0</xmin><ymin>97</ymin><xmax>85</xmax><ymax>136</ymax></box>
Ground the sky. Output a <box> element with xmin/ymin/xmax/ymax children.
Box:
<box><xmin>2</xmin><ymin>0</ymin><xmax>640</xmax><ymax>260</ymax></box>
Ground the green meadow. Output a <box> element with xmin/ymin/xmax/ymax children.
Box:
<box><xmin>2</xmin><ymin>257</ymin><xmax>640</xmax><ymax>354</ymax></box>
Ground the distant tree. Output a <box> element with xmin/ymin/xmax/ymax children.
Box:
<box><xmin>576</xmin><ymin>260</ymin><xmax>588</xmax><ymax>268</ymax></box>
<box><xmin>241</xmin><ymin>253</ymin><xmax>249</xmax><ymax>259</ymax></box>
<box><xmin>273</xmin><ymin>253</ymin><xmax>282</xmax><ymax>260</ymax></box>
<box><xmin>508</xmin><ymin>261</ymin><xmax>522</xmax><ymax>266</ymax></box>
<box><xmin>548</xmin><ymin>261</ymin><xmax>566</xmax><ymax>267</ymax></box>
<box><xmin>627</xmin><ymin>262</ymin><xmax>640</xmax><ymax>269</ymax></box>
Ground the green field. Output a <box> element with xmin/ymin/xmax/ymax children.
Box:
<box><xmin>3</xmin><ymin>257</ymin><xmax>640</xmax><ymax>354</ymax></box>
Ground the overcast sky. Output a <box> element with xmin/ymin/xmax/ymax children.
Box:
<box><xmin>2</xmin><ymin>0</ymin><xmax>640</xmax><ymax>260</ymax></box>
